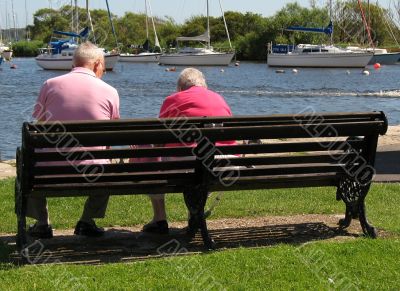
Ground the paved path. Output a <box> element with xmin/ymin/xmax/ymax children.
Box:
<box><xmin>375</xmin><ymin>145</ymin><xmax>400</xmax><ymax>182</ymax></box>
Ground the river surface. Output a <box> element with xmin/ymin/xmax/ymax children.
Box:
<box><xmin>0</xmin><ymin>58</ymin><xmax>399</xmax><ymax>159</ymax></box>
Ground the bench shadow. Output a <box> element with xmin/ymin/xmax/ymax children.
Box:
<box><xmin>1</xmin><ymin>221</ymin><xmax>359</xmax><ymax>265</ymax></box>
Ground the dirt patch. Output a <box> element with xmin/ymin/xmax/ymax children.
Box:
<box><xmin>1</xmin><ymin>214</ymin><xmax>392</xmax><ymax>265</ymax></box>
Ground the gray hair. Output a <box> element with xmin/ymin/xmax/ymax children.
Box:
<box><xmin>73</xmin><ymin>41</ymin><xmax>104</xmax><ymax>67</ymax></box>
<box><xmin>177</xmin><ymin>68</ymin><xmax>207</xmax><ymax>91</ymax></box>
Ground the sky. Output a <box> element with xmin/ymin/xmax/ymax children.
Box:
<box><xmin>0</xmin><ymin>0</ymin><xmax>395</xmax><ymax>28</ymax></box>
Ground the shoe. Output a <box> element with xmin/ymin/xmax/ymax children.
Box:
<box><xmin>27</xmin><ymin>223</ymin><xmax>53</xmax><ymax>239</ymax></box>
<box><xmin>142</xmin><ymin>220</ymin><xmax>169</xmax><ymax>235</ymax></box>
<box><xmin>74</xmin><ymin>221</ymin><xmax>105</xmax><ymax>237</ymax></box>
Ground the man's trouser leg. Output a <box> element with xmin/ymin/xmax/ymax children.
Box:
<box><xmin>26</xmin><ymin>196</ymin><xmax>48</xmax><ymax>223</ymax></box>
<box><xmin>80</xmin><ymin>195</ymin><xmax>109</xmax><ymax>222</ymax></box>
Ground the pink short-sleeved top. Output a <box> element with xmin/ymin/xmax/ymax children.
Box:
<box><xmin>33</xmin><ymin>67</ymin><xmax>120</xmax><ymax>165</ymax></box>
<box><xmin>33</xmin><ymin>67</ymin><xmax>120</xmax><ymax>121</ymax></box>
<box><xmin>159</xmin><ymin>86</ymin><xmax>236</xmax><ymax>147</ymax></box>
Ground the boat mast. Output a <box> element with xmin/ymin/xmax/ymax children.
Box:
<box><xmin>329</xmin><ymin>0</ymin><xmax>333</xmax><ymax>45</ymax></box>
<box><xmin>75</xmin><ymin>0</ymin><xmax>79</xmax><ymax>33</ymax></box>
<box><xmin>86</xmin><ymin>0</ymin><xmax>96</xmax><ymax>42</ymax></box>
<box><xmin>206</xmin><ymin>0</ymin><xmax>210</xmax><ymax>49</ymax></box>
<box><xmin>105</xmin><ymin>0</ymin><xmax>119</xmax><ymax>49</ymax></box>
<box><xmin>218</xmin><ymin>0</ymin><xmax>232</xmax><ymax>50</ymax></box>
<box><xmin>147</xmin><ymin>0</ymin><xmax>161</xmax><ymax>49</ymax></box>
<box><xmin>145</xmin><ymin>0</ymin><xmax>149</xmax><ymax>41</ymax></box>
<box><xmin>11</xmin><ymin>0</ymin><xmax>17</xmax><ymax>41</ymax></box>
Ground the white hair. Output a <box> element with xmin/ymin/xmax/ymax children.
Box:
<box><xmin>177</xmin><ymin>68</ymin><xmax>207</xmax><ymax>91</ymax></box>
<box><xmin>73</xmin><ymin>41</ymin><xmax>104</xmax><ymax>67</ymax></box>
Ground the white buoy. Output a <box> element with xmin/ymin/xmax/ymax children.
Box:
<box><xmin>220</xmin><ymin>69</ymin><xmax>225</xmax><ymax>73</ymax></box>
<box><xmin>234</xmin><ymin>61</ymin><xmax>240</xmax><ymax>66</ymax></box>
<box><xmin>346</xmin><ymin>70</ymin><xmax>351</xmax><ymax>75</ymax></box>
<box><xmin>292</xmin><ymin>69</ymin><xmax>298</xmax><ymax>74</ymax></box>
<box><xmin>362</xmin><ymin>70</ymin><xmax>370</xmax><ymax>76</ymax></box>
<box><xmin>275</xmin><ymin>69</ymin><xmax>285</xmax><ymax>74</ymax></box>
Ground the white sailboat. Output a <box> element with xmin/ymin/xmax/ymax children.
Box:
<box><xmin>0</xmin><ymin>44</ymin><xmax>13</xmax><ymax>61</ymax></box>
<box><xmin>345</xmin><ymin>0</ymin><xmax>400</xmax><ymax>65</ymax></box>
<box><xmin>119</xmin><ymin>0</ymin><xmax>162</xmax><ymax>62</ymax></box>
<box><xmin>159</xmin><ymin>0</ymin><xmax>235</xmax><ymax>66</ymax></box>
<box><xmin>35</xmin><ymin>0</ymin><xmax>119</xmax><ymax>71</ymax></box>
<box><xmin>267</xmin><ymin>0</ymin><xmax>373</xmax><ymax>68</ymax></box>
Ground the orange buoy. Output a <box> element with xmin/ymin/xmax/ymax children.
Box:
<box><xmin>373</xmin><ymin>63</ymin><xmax>381</xmax><ymax>69</ymax></box>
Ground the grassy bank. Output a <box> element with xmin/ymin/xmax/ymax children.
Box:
<box><xmin>0</xmin><ymin>178</ymin><xmax>399</xmax><ymax>289</ymax></box>
<box><xmin>0</xmin><ymin>179</ymin><xmax>399</xmax><ymax>234</ymax></box>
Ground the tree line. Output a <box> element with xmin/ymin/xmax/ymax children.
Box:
<box><xmin>9</xmin><ymin>0</ymin><xmax>400</xmax><ymax>59</ymax></box>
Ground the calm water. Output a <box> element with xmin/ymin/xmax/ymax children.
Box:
<box><xmin>0</xmin><ymin>58</ymin><xmax>399</xmax><ymax>159</ymax></box>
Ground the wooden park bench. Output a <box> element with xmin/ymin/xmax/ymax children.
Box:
<box><xmin>15</xmin><ymin>111</ymin><xmax>388</xmax><ymax>250</ymax></box>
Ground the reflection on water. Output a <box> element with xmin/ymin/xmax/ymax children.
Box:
<box><xmin>0</xmin><ymin>58</ymin><xmax>399</xmax><ymax>159</ymax></box>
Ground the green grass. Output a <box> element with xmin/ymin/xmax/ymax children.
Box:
<box><xmin>0</xmin><ymin>178</ymin><xmax>399</xmax><ymax>289</ymax></box>
<box><xmin>0</xmin><ymin>240</ymin><xmax>399</xmax><ymax>290</ymax></box>
<box><xmin>0</xmin><ymin>178</ymin><xmax>399</xmax><ymax>234</ymax></box>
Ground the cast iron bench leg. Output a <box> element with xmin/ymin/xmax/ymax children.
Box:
<box><xmin>337</xmin><ymin>177</ymin><xmax>377</xmax><ymax>238</ymax></box>
<box><xmin>358</xmin><ymin>199</ymin><xmax>378</xmax><ymax>238</ymax></box>
<box><xmin>183</xmin><ymin>187</ymin><xmax>216</xmax><ymax>250</ymax></box>
<box><xmin>15</xmin><ymin>180</ymin><xmax>27</xmax><ymax>251</ymax></box>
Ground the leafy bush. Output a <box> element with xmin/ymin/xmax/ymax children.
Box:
<box><xmin>11</xmin><ymin>40</ymin><xmax>45</xmax><ymax>57</ymax></box>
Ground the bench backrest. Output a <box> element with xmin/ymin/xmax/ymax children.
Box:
<box><xmin>17</xmin><ymin>111</ymin><xmax>388</xmax><ymax>197</ymax></box>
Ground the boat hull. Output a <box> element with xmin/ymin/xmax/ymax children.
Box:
<box><xmin>268</xmin><ymin>52</ymin><xmax>373</xmax><ymax>68</ymax></box>
<box><xmin>119</xmin><ymin>53</ymin><xmax>161</xmax><ymax>62</ymax></box>
<box><xmin>36</xmin><ymin>54</ymin><xmax>120</xmax><ymax>70</ymax></box>
<box><xmin>1</xmin><ymin>50</ymin><xmax>13</xmax><ymax>60</ymax></box>
<box><xmin>159</xmin><ymin>52</ymin><xmax>234</xmax><ymax>66</ymax></box>
<box><xmin>369</xmin><ymin>52</ymin><xmax>400</xmax><ymax>65</ymax></box>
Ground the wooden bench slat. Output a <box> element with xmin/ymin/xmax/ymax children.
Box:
<box><xmin>210</xmin><ymin>173</ymin><xmax>340</xmax><ymax>191</ymax></box>
<box><xmin>221</xmin><ymin>153</ymin><xmax>357</xmax><ymax>167</ymax></box>
<box><xmin>33</xmin><ymin>160</ymin><xmax>197</xmax><ymax>176</ymax></box>
<box><xmin>33</xmin><ymin>171</ymin><xmax>197</xmax><ymax>185</ymax></box>
<box><xmin>32</xmin><ymin>140</ymin><xmax>362</xmax><ymax>162</ymax></box>
<box><xmin>212</xmin><ymin>165</ymin><xmax>345</xmax><ymax>178</ymax></box>
<box><xmin>27</xmin><ymin>111</ymin><xmax>385</xmax><ymax>132</ymax></box>
<box><xmin>28</xmin><ymin>121</ymin><xmax>385</xmax><ymax>147</ymax></box>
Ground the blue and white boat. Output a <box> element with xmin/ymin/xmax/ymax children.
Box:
<box><xmin>35</xmin><ymin>27</ymin><xmax>119</xmax><ymax>71</ymax></box>
<box><xmin>267</xmin><ymin>0</ymin><xmax>373</xmax><ymax>68</ymax></box>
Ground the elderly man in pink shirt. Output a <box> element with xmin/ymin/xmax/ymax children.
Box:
<box><xmin>142</xmin><ymin>67</ymin><xmax>235</xmax><ymax>234</ymax></box>
<box><xmin>28</xmin><ymin>42</ymin><xmax>120</xmax><ymax>239</ymax></box>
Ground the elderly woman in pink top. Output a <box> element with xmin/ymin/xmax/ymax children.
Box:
<box><xmin>28</xmin><ymin>42</ymin><xmax>120</xmax><ymax>239</ymax></box>
<box><xmin>142</xmin><ymin>67</ymin><xmax>235</xmax><ymax>234</ymax></box>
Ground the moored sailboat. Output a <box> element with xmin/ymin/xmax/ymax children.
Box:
<box><xmin>159</xmin><ymin>0</ymin><xmax>235</xmax><ymax>66</ymax></box>
<box><xmin>119</xmin><ymin>0</ymin><xmax>162</xmax><ymax>63</ymax></box>
<box><xmin>267</xmin><ymin>0</ymin><xmax>373</xmax><ymax>68</ymax></box>
<box><xmin>35</xmin><ymin>1</ymin><xmax>119</xmax><ymax>71</ymax></box>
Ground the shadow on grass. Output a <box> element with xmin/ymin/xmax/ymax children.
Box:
<box><xmin>1</xmin><ymin>221</ymin><xmax>358</xmax><ymax>266</ymax></box>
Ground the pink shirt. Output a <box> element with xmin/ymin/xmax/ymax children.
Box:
<box><xmin>33</xmin><ymin>67</ymin><xmax>120</xmax><ymax>165</ymax></box>
<box><xmin>33</xmin><ymin>67</ymin><xmax>120</xmax><ymax>121</ymax></box>
<box><xmin>160</xmin><ymin>86</ymin><xmax>232</xmax><ymax>119</ymax></box>
<box><xmin>130</xmin><ymin>86</ymin><xmax>235</xmax><ymax>163</ymax></box>
<box><xmin>160</xmin><ymin>86</ymin><xmax>236</xmax><ymax>147</ymax></box>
